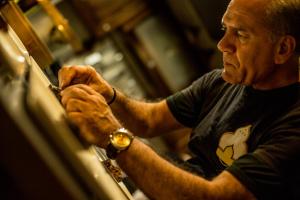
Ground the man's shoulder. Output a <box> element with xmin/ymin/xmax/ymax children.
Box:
<box><xmin>191</xmin><ymin>69</ymin><xmax>225</xmax><ymax>90</ymax></box>
<box><xmin>192</xmin><ymin>69</ymin><xmax>242</xmax><ymax>96</ymax></box>
<box><xmin>197</xmin><ymin>69</ymin><xmax>223</xmax><ymax>83</ymax></box>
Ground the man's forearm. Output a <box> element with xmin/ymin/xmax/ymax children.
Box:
<box><xmin>117</xmin><ymin>139</ymin><xmax>210</xmax><ymax>200</ymax></box>
<box><xmin>116</xmin><ymin>139</ymin><xmax>256</xmax><ymax>200</ymax></box>
<box><xmin>110</xmin><ymin>90</ymin><xmax>182</xmax><ymax>138</ymax></box>
<box><xmin>109</xmin><ymin>90</ymin><xmax>153</xmax><ymax>136</ymax></box>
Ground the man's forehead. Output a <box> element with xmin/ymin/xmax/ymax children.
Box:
<box><xmin>223</xmin><ymin>0</ymin><xmax>269</xmax><ymax>27</ymax></box>
<box><xmin>228</xmin><ymin>0</ymin><xmax>271</xmax><ymax>8</ymax></box>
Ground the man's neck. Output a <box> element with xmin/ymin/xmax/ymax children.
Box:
<box><xmin>253</xmin><ymin>65</ymin><xmax>298</xmax><ymax>90</ymax></box>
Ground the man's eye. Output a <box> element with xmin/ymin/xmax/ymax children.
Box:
<box><xmin>237</xmin><ymin>32</ymin><xmax>244</xmax><ymax>37</ymax></box>
<box><xmin>237</xmin><ymin>31</ymin><xmax>247</xmax><ymax>38</ymax></box>
<box><xmin>237</xmin><ymin>31</ymin><xmax>247</xmax><ymax>37</ymax></box>
<box><xmin>221</xmin><ymin>26</ymin><xmax>227</xmax><ymax>32</ymax></box>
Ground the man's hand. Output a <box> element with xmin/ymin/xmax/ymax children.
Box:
<box><xmin>58</xmin><ymin>65</ymin><xmax>114</xmax><ymax>104</ymax></box>
<box><xmin>60</xmin><ymin>84</ymin><xmax>121</xmax><ymax>148</ymax></box>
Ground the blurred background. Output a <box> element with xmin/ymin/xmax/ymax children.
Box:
<box><xmin>0</xmin><ymin>0</ymin><xmax>229</xmax><ymax>199</ymax></box>
<box><xmin>20</xmin><ymin>0</ymin><xmax>228</xmax><ymax>96</ymax></box>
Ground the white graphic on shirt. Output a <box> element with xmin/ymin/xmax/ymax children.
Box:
<box><xmin>216</xmin><ymin>125</ymin><xmax>252</xmax><ymax>166</ymax></box>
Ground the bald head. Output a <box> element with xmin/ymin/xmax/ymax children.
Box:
<box><xmin>226</xmin><ymin>0</ymin><xmax>300</xmax><ymax>52</ymax></box>
<box><xmin>223</xmin><ymin>0</ymin><xmax>272</xmax><ymax>34</ymax></box>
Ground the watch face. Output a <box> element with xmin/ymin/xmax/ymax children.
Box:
<box><xmin>111</xmin><ymin>132</ymin><xmax>131</xmax><ymax>149</ymax></box>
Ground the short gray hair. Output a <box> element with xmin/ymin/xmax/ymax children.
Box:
<box><xmin>265</xmin><ymin>0</ymin><xmax>300</xmax><ymax>52</ymax></box>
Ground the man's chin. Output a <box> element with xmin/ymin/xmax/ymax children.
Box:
<box><xmin>221</xmin><ymin>69</ymin><xmax>239</xmax><ymax>84</ymax></box>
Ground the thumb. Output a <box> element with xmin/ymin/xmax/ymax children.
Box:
<box><xmin>58</xmin><ymin>66</ymin><xmax>76</xmax><ymax>89</ymax></box>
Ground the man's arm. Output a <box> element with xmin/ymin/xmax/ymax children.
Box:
<box><xmin>109</xmin><ymin>90</ymin><xmax>183</xmax><ymax>137</ymax></box>
<box><xmin>58</xmin><ymin>65</ymin><xmax>183</xmax><ymax>138</ymax></box>
<box><xmin>117</xmin><ymin>138</ymin><xmax>256</xmax><ymax>200</ymax></box>
<box><xmin>60</xmin><ymin>84</ymin><xmax>256</xmax><ymax>200</ymax></box>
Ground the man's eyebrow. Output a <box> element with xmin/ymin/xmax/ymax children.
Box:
<box><xmin>234</xmin><ymin>26</ymin><xmax>248</xmax><ymax>32</ymax></box>
<box><xmin>221</xmin><ymin>21</ymin><xmax>249</xmax><ymax>32</ymax></box>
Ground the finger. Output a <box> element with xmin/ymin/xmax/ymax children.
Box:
<box><xmin>69</xmin><ymin>84</ymin><xmax>99</xmax><ymax>96</ymax></box>
<box><xmin>68</xmin><ymin>111</ymin><xmax>83</xmax><ymax>125</ymax></box>
<box><xmin>67</xmin><ymin>112</ymin><xmax>84</xmax><ymax>139</ymax></box>
<box><xmin>58</xmin><ymin>66</ymin><xmax>77</xmax><ymax>89</ymax></box>
<box><xmin>67</xmin><ymin>112</ymin><xmax>100</xmax><ymax>145</ymax></box>
<box><xmin>72</xmin><ymin>83</ymin><xmax>115</xmax><ymax>106</ymax></box>
<box><xmin>59</xmin><ymin>66</ymin><xmax>93</xmax><ymax>89</ymax></box>
<box><xmin>61</xmin><ymin>84</ymin><xmax>106</xmax><ymax>107</ymax></box>
<box><xmin>61</xmin><ymin>85</ymin><xmax>92</xmax><ymax>107</ymax></box>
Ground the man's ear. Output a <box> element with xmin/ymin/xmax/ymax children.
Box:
<box><xmin>274</xmin><ymin>35</ymin><xmax>296</xmax><ymax>64</ymax></box>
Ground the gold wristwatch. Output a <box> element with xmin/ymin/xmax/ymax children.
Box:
<box><xmin>106</xmin><ymin>128</ymin><xmax>134</xmax><ymax>159</ymax></box>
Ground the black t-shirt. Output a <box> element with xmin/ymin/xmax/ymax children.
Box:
<box><xmin>166</xmin><ymin>69</ymin><xmax>300</xmax><ymax>200</ymax></box>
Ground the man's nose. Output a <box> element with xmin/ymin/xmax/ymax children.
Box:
<box><xmin>217</xmin><ymin>34</ymin><xmax>235</xmax><ymax>53</ymax></box>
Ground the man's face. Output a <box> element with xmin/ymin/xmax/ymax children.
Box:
<box><xmin>217</xmin><ymin>0</ymin><xmax>278</xmax><ymax>88</ymax></box>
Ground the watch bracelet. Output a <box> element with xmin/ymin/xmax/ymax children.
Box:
<box><xmin>106</xmin><ymin>128</ymin><xmax>134</xmax><ymax>159</ymax></box>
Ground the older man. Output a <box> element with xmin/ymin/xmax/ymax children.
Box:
<box><xmin>59</xmin><ymin>0</ymin><xmax>300</xmax><ymax>199</ymax></box>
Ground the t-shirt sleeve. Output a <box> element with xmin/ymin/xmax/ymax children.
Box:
<box><xmin>226</xmin><ymin>120</ymin><xmax>300</xmax><ymax>200</ymax></box>
<box><xmin>166</xmin><ymin>69</ymin><xmax>223</xmax><ymax>127</ymax></box>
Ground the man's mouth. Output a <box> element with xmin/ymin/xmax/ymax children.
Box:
<box><xmin>224</xmin><ymin>61</ymin><xmax>235</xmax><ymax>67</ymax></box>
